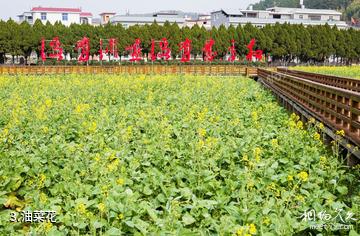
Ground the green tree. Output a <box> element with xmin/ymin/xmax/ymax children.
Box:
<box><xmin>6</xmin><ymin>19</ymin><xmax>21</xmax><ymax>64</ymax></box>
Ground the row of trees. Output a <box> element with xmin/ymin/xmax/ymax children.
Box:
<box><xmin>0</xmin><ymin>19</ymin><xmax>360</xmax><ymax>65</ymax></box>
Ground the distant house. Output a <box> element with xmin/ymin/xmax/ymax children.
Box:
<box><xmin>100</xmin><ymin>12</ymin><xmax>116</xmax><ymax>25</ymax></box>
<box><xmin>18</xmin><ymin>7</ymin><xmax>93</xmax><ymax>26</ymax></box>
<box><xmin>185</xmin><ymin>14</ymin><xmax>211</xmax><ymax>30</ymax></box>
<box><xmin>110</xmin><ymin>11</ymin><xmax>187</xmax><ymax>28</ymax></box>
<box><xmin>211</xmin><ymin>5</ymin><xmax>348</xmax><ymax>29</ymax></box>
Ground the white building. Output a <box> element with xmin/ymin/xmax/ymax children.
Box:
<box><xmin>110</xmin><ymin>11</ymin><xmax>188</xmax><ymax>28</ymax></box>
<box><xmin>100</xmin><ymin>12</ymin><xmax>116</xmax><ymax>25</ymax></box>
<box><xmin>18</xmin><ymin>7</ymin><xmax>93</xmax><ymax>26</ymax></box>
<box><xmin>211</xmin><ymin>4</ymin><xmax>348</xmax><ymax>29</ymax></box>
<box><xmin>185</xmin><ymin>14</ymin><xmax>211</xmax><ymax>30</ymax></box>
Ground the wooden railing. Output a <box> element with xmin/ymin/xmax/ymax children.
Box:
<box><xmin>277</xmin><ymin>68</ymin><xmax>360</xmax><ymax>92</ymax></box>
<box><xmin>258</xmin><ymin>68</ymin><xmax>360</xmax><ymax>146</ymax></box>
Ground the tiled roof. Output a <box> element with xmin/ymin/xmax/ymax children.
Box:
<box><xmin>80</xmin><ymin>12</ymin><xmax>93</xmax><ymax>17</ymax></box>
<box><xmin>31</xmin><ymin>7</ymin><xmax>82</xmax><ymax>13</ymax></box>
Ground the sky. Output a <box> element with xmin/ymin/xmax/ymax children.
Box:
<box><xmin>0</xmin><ymin>0</ymin><xmax>257</xmax><ymax>20</ymax></box>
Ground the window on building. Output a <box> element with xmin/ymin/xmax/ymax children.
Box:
<box><xmin>309</xmin><ymin>15</ymin><xmax>321</xmax><ymax>21</ymax></box>
<box><xmin>81</xmin><ymin>18</ymin><xmax>88</xmax><ymax>24</ymax></box>
<box><xmin>299</xmin><ymin>15</ymin><xmax>303</xmax><ymax>19</ymax></box>
<box><xmin>41</xmin><ymin>13</ymin><xmax>47</xmax><ymax>20</ymax></box>
<box><xmin>247</xmin><ymin>13</ymin><xmax>257</xmax><ymax>18</ymax></box>
<box><xmin>273</xmin><ymin>14</ymin><xmax>281</xmax><ymax>19</ymax></box>
<box><xmin>329</xmin><ymin>16</ymin><xmax>334</xmax><ymax>21</ymax></box>
<box><xmin>62</xmin><ymin>13</ymin><xmax>68</xmax><ymax>21</ymax></box>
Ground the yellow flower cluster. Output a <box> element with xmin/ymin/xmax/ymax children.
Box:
<box><xmin>38</xmin><ymin>174</ymin><xmax>46</xmax><ymax>188</ymax></box>
<box><xmin>196</xmin><ymin>137</ymin><xmax>218</xmax><ymax>150</ymax></box>
<box><xmin>40</xmin><ymin>192</ymin><xmax>48</xmax><ymax>204</ymax></box>
<box><xmin>107</xmin><ymin>158</ymin><xmax>120</xmax><ymax>172</ymax></box>
<box><xmin>236</xmin><ymin>223</ymin><xmax>257</xmax><ymax>236</ymax></box>
<box><xmin>254</xmin><ymin>147</ymin><xmax>261</xmax><ymax>162</ymax></box>
<box><xmin>251</xmin><ymin>111</ymin><xmax>258</xmax><ymax>122</ymax></box>
<box><xmin>98</xmin><ymin>203</ymin><xmax>106</xmax><ymax>213</ymax></box>
<box><xmin>336</xmin><ymin>130</ymin><xmax>345</xmax><ymax>137</ymax></box>
<box><xmin>296</xmin><ymin>195</ymin><xmax>305</xmax><ymax>203</ymax></box>
<box><xmin>116</xmin><ymin>178</ymin><xmax>125</xmax><ymax>185</ymax></box>
<box><xmin>75</xmin><ymin>103</ymin><xmax>90</xmax><ymax>114</ymax></box>
<box><xmin>76</xmin><ymin>203</ymin><xmax>87</xmax><ymax>215</ymax></box>
<box><xmin>198</xmin><ymin>128</ymin><xmax>207</xmax><ymax>137</ymax></box>
<box><xmin>118</xmin><ymin>213</ymin><xmax>124</xmax><ymax>220</ymax></box>
<box><xmin>313</xmin><ymin>132</ymin><xmax>321</xmax><ymax>141</ymax></box>
<box><xmin>271</xmin><ymin>139</ymin><xmax>279</xmax><ymax>149</ymax></box>
<box><xmin>296</xmin><ymin>121</ymin><xmax>303</xmax><ymax>130</ymax></box>
<box><xmin>298</xmin><ymin>171</ymin><xmax>309</xmax><ymax>182</ymax></box>
<box><xmin>319</xmin><ymin>156</ymin><xmax>327</xmax><ymax>167</ymax></box>
<box><xmin>197</xmin><ymin>107</ymin><xmax>208</xmax><ymax>121</ymax></box>
<box><xmin>287</xmin><ymin>175</ymin><xmax>294</xmax><ymax>181</ymax></box>
<box><xmin>44</xmin><ymin>222</ymin><xmax>53</xmax><ymax>233</ymax></box>
<box><xmin>267</xmin><ymin>182</ymin><xmax>280</xmax><ymax>197</ymax></box>
<box><xmin>262</xmin><ymin>217</ymin><xmax>271</xmax><ymax>226</ymax></box>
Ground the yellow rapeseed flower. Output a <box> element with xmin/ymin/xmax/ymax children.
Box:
<box><xmin>2</xmin><ymin>128</ymin><xmax>9</xmax><ymax>136</ymax></box>
<box><xmin>296</xmin><ymin>121</ymin><xmax>303</xmax><ymax>130</ymax></box>
<box><xmin>40</xmin><ymin>192</ymin><xmax>48</xmax><ymax>204</ymax></box>
<box><xmin>107</xmin><ymin>158</ymin><xmax>120</xmax><ymax>172</ymax></box>
<box><xmin>248</xmin><ymin>223</ymin><xmax>257</xmax><ymax>235</ymax></box>
<box><xmin>336</xmin><ymin>130</ymin><xmax>345</xmax><ymax>137</ymax></box>
<box><xmin>196</xmin><ymin>139</ymin><xmax>205</xmax><ymax>150</ymax></box>
<box><xmin>98</xmin><ymin>203</ymin><xmax>106</xmax><ymax>213</ymax></box>
<box><xmin>39</xmin><ymin>174</ymin><xmax>46</xmax><ymax>187</ymax></box>
<box><xmin>271</xmin><ymin>139</ymin><xmax>279</xmax><ymax>148</ymax></box>
<box><xmin>198</xmin><ymin>128</ymin><xmax>206</xmax><ymax>137</ymax></box>
<box><xmin>118</xmin><ymin>213</ymin><xmax>124</xmax><ymax>220</ymax></box>
<box><xmin>76</xmin><ymin>203</ymin><xmax>87</xmax><ymax>215</ymax></box>
<box><xmin>205</xmin><ymin>137</ymin><xmax>218</xmax><ymax>149</ymax></box>
<box><xmin>88</xmin><ymin>122</ymin><xmax>97</xmax><ymax>133</ymax></box>
<box><xmin>313</xmin><ymin>132</ymin><xmax>320</xmax><ymax>141</ymax></box>
<box><xmin>116</xmin><ymin>178</ymin><xmax>125</xmax><ymax>185</ymax></box>
<box><xmin>262</xmin><ymin>217</ymin><xmax>271</xmax><ymax>226</ymax></box>
<box><xmin>251</xmin><ymin>111</ymin><xmax>258</xmax><ymax>121</ymax></box>
<box><xmin>44</xmin><ymin>222</ymin><xmax>53</xmax><ymax>233</ymax></box>
<box><xmin>236</xmin><ymin>228</ymin><xmax>244</xmax><ymax>236</ymax></box>
<box><xmin>94</xmin><ymin>153</ymin><xmax>100</xmax><ymax>162</ymax></box>
<box><xmin>254</xmin><ymin>147</ymin><xmax>261</xmax><ymax>162</ymax></box>
<box><xmin>298</xmin><ymin>171</ymin><xmax>309</xmax><ymax>182</ymax></box>
<box><xmin>45</xmin><ymin>99</ymin><xmax>52</xmax><ymax>108</ymax></box>
<box><xmin>42</xmin><ymin>126</ymin><xmax>49</xmax><ymax>134</ymax></box>
<box><xmin>287</xmin><ymin>175</ymin><xmax>294</xmax><ymax>181</ymax></box>
<box><xmin>75</xmin><ymin>103</ymin><xmax>90</xmax><ymax>114</ymax></box>
<box><xmin>296</xmin><ymin>195</ymin><xmax>305</xmax><ymax>202</ymax></box>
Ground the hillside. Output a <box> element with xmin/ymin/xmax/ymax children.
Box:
<box><xmin>252</xmin><ymin>0</ymin><xmax>352</xmax><ymax>10</ymax></box>
<box><xmin>252</xmin><ymin>0</ymin><xmax>360</xmax><ymax>20</ymax></box>
<box><xmin>345</xmin><ymin>0</ymin><xmax>360</xmax><ymax>20</ymax></box>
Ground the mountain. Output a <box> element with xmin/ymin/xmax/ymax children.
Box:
<box><xmin>345</xmin><ymin>0</ymin><xmax>360</xmax><ymax>20</ymax></box>
<box><xmin>251</xmin><ymin>0</ymin><xmax>359</xmax><ymax>20</ymax></box>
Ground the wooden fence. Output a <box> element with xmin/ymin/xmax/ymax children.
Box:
<box><xmin>258</xmin><ymin>68</ymin><xmax>360</xmax><ymax>147</ymax></box>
